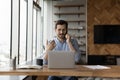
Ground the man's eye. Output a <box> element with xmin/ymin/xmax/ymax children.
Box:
<box><xmin>59</xmin><ymin>30</ymin><xmax>61</xmax><ymax>31</ymax></box>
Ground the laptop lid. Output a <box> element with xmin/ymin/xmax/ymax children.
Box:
<box><xmin>48</xmin><ymin>51</ymin><xmax>75</xmax><ymax>68</ymax></box>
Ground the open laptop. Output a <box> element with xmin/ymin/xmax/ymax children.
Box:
<box><xmin>48</xmin><ymin>51</ymin><xmax>75</xmax><ymax>68</ymax></box>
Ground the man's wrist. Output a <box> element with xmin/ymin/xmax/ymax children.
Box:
<box><xmin>66</xmin><ymin>39</ymin><xmax>71</xmax><ymax>43</ymax></box>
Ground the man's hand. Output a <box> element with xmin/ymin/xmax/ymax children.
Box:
<box><xmin>65</xmin><ymin>34</ymin><xmax>76</xmax><ymax>53</ymax></box>
<box><xmin>65</xmin><ymin>34</ymin><xmax>71</xmax><ymax>43</ymax></box>
<box><xmin>45</xmin><ymin>40</ymin><xmax>56</xmax><ymax>51</ymax></box>
<box><xmin>44</xmin><ymin>40</ymin><xmax>56</xmax><ymax>61</ymax></box>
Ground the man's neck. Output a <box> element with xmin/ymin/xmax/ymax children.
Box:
<box><xmin>57</xmin><ymin>36</ymin><xmax>65</xmax><ymax>42</ymax></box>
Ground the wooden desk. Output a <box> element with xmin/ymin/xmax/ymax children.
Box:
<box><xmin>0</xmin><ymin>65</ymin><xmax>120</xmax><ymax>78</ymax></box>
<box><xmin>0</xmin><ymin>65</ymin><xmax>93</xmax><ymax>77</ymax></box>
<box><xmin>92</xmin><ymin>66</ymin><xmax>120</xmax><ymax>78</ymax></box>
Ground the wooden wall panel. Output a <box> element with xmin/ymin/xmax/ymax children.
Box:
<box><xmin>87</xmin><ymin>0</ymin><xmax>120</xmax><ymax>55</ymax></box>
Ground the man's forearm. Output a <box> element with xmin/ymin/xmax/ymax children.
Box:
<box><xmin>43</xmin><ymin>51</ymin><xmax>48</xmax><ymax>61</ymax></box>
<box><xmin>67</xmin><ymin>41</ymin><xmax>76</xmax><ymax>53</ymax></box>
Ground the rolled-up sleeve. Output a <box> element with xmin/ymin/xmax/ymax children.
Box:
<box><xmin>43</xmin><ymin>59</ymin><xmax>48</xmax><ymax>65</ymax></box>
<box><xmin>72</xmin><ymin>39</ymin><xmax>81</xmax><ymax>63</ymax></box>
<box><xmin>42</xmin><ymin>51</ymin><xmax>48</xmax><ymax>65</ymax></box>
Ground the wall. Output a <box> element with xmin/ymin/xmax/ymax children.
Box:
<box><xmin>52</xmin><ymin>0</ymin><xmax>87</xmax><ymax>53</ymax></box>
<box><xmin>87</xmin><ymin>0</ymin><xmax>120</xmax><ymax>55</ymax></box>
<box><xmin>43</xmin><ymin>0</ymin><xmax>87</xmax><ymax>56</ymax></box>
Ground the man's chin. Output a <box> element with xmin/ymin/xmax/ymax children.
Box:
<box><xmin>58</xmin><ymin>36</ymin><xmax>65</xmax><ymax>39</ymax></box>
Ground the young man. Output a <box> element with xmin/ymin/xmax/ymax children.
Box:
<box><xmin>44</xmin><ymin>20</ymin><xmax>81</xmax><ymax>80</ymax></box>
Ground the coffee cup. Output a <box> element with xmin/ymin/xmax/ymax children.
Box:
<box><xmin>36</xmin><ymin>59</ymin><xmax>43</xmax><ymax>66</ymax></box>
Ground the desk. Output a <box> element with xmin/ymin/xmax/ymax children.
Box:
<box><xmin>0</xmin><ymin>65</ymin><xmax>120</xmax><ymax>78</ymax></box>
<box><xmin>0</xmin><ymin>65</ymin><xmax>92</xmax><ymax>77</ymax></box>
<box><xmin>92</xmin><ymin>66</ymin><xmax>120</xmax><ymax>78</ymax></box>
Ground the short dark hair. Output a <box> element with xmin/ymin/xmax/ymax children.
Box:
<box><xmin>55</xmin><ymin>20</ymin><xmax>68</xmax><ymax>29</ymax></box>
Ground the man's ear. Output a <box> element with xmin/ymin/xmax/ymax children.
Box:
<box><xmin>66</xmin><ymin>30</ymin><xmax>68</xmax><ymax>34</ymax></box>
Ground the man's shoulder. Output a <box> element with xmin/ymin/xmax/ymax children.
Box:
<box><xmin>71</xmin><ymin>37</ymin><xmax>77</xmax><ymax>41</ymax></box>
<box><xmin>53</xmin><ymin>36</ymin><xmax>57</xmax><ymax>40</ymax></box>
<box><xmin>71</xmin><ymin>38</ymin><xmax>79</xmax><ymax>44</ymax></box>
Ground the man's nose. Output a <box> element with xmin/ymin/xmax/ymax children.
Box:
<box><xmin>60</xmin><ymin>30</ymin><xmax>63</xmax><ymax>33</ymax></box>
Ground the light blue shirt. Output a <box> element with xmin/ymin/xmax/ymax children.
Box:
<box><xmin>44</xmin><ymin>37</ymin><xmax>81</xmax><ymax>80</ymax></box>
<box><xmin>44</xmin><ymin>37</ymin><xmax>81</xmax><ymax>64</ymax></box>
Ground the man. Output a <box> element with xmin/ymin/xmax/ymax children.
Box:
<box><xmin>44</xmin><ymin>20</ymin><xmax>81</xmax><ymax>80</ymax></box>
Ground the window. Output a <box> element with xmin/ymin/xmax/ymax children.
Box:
<box><xmin>19</xmin><ymin>0</ymin><xmax>43</xmax><ymax>64</ymax></box>
<box><xmin>0</xmin><ymin>0</ymin><xmax>43</xmax><ymax>67</ymax></box>
<box><xmin>0</xmin><ymin>0</ymin><xmax>11</xmax><ymax>67</ymax></box>
<box><xmin>19</xmin><ymin>0</ymin><xmax>27</xmax><ymax>64</ymax></box>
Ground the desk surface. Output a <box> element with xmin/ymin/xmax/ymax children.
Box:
<box><xmin>0</xmin><ymin>65</ymin><xmax>120</xmax><ymax>78</ymax></box>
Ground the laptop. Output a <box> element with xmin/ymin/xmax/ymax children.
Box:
<box><xmin>48</xmin><ymin>51</ymin><xmax>75</xmax><ymax>68</ymax></box>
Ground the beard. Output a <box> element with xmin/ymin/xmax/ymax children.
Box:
<box><xmin>58</xmin><ymin>34</ymin><xmax>65</xmax><ymax>39</ymax></box>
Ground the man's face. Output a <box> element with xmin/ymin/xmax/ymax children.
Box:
<box><xmin>55</xmin><ymin>24</ymin><xmax>67</xmax><ymax>39</ymax></box>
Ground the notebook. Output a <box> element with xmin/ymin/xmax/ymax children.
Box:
<box><xmin>48</xmin><ymin>51</ymin><xmax>75</xmax><ymax>68</ymax></box>
<box><xmin>18</xmin><ymin>65</ymin><xmax>42</xmax><ymax>69</ymax></box>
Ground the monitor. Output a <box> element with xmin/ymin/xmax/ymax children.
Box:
<box><xmin>94</xmin><ymin>25</ymin><xmax>120</xmax><ymax>44</ymax></box>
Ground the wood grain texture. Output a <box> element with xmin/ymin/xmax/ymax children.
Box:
<box><xmin>1</xmin><ymin>65</ymin><xmax>120</xmax><ymax>78</ymax></box>
<box><xmin>0</xmin><ymin>65</ymin><xmax>93</xmax><ymax>76</ymax></box>
<box><xmin>87</xmin><ymin>0</ymin><xmax>120</xmax><ymax>55</ymax></box>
